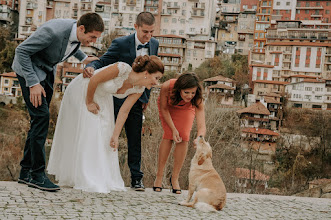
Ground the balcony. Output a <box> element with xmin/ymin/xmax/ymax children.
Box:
<box><xmin>95</xmin><ymin>5</ymin><xmax>104</xmax><ymax>12</ymax></box>
<box><xmin>167</xmin><ymin>4</ymin><xmax>180</xmax><ymax>9</ymax></box>
<box><xmin>192</xmin><ymin>6</ymin><xmax>205</xmax><ymax>10</ymax></box>
<box><xmin>126</xmin><ymin>0</ymin><xmax>136</xmax><ymax>6</ymax></box>
<box><xmin>296</xmin><ymin>6</ymin><xmax>323</xmax><ymax>10</ymax></box>
<box><xmin>191</xmin><ymin>11</ymin><xmax>205</xmax><ymax>18</ymax></box>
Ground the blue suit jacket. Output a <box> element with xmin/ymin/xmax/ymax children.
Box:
<box><xmin>87</xmin><ymin>34</ymin><xmax>159</xmax><ymax>103</ymax></box>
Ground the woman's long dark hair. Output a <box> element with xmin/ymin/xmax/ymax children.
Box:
<box><xmin>170</xmin><ymin>73</ymin><xmax>203</xmax><ymax>108</ymax></box>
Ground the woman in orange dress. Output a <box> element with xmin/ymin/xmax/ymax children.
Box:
<box><xmin>153</xmin><ymin>73</ymin><xmax>206</xmax><ymax>194</ymax></box>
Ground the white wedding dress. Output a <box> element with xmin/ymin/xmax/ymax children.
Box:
<box><xmin>47</xmin><ymin>62</ymin><xmax>145</xmax><ymax>193</ymax></box>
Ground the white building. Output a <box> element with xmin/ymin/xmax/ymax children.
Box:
<box><xmin>285</xmin><ymin>76</ymin><xmax>327</xmax><ymax>110</ymax></box>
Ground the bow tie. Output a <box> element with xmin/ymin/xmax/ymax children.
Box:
<box><xmin>137</xmin><ymin>43</ymin><xmax>149</xmax><ymax>50</ymax></box>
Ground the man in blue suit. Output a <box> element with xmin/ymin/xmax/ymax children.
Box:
<box><xmin>84</xmin><ymin>12</ymin><xmax>159</xmax><ymax>191</ymax></box>
<box><xmin>12</xmin><ymin>13</ymin><xmax>104</xmax><ymax>191</ymax></box>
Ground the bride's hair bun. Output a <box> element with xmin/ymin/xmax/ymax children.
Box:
<box><xmin>132</xmin><ymin>55</ymin><xmax>164</xmax><ymax>75</ymax></box>
<box><xmin>132</xmin><ymin>55</ymin><xmax>150</xmax><ymax>72</ymax></box>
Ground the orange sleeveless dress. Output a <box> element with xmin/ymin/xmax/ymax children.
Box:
<box><xmin>158</xmin><ymin>79</ymin><xmax>196</xmax><ymax>142</ymax></box>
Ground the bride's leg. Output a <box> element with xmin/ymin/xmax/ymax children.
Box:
<box><xmin>154</xmin><ymin>139</ymin><xmax>173</xmax><ymax>189</ymax></box>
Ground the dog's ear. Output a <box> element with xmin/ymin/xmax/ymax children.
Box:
<box><xmin>198</xmin><ymin>154</ymin><xmax>206</xmax><ymax>165</ymax></box>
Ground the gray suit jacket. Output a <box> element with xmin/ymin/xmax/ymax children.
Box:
<box><xmin>12</xmin><ymin>19</ymin><xmax>86</xmax><ymax>87</ymax></box>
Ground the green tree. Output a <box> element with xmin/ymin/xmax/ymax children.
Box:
<box><xmin>0</xmin><ymin>40</ymin><xmax>17</xmax><ymax>73</ymax></box>
<box><xmin>98</xmin><ymin>30</ymin><xmax>121</xmax><ymax>56</ymax></box>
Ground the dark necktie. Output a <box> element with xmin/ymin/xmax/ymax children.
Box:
<box><xmin>71</xmin><ymin>41</ymin><xmax>80</xmax><ymax>45</ymax></box>
<box><xmin>137</xmin><ymin>42</ymin><xmax>149</xmax><ymax>50</ymax></box>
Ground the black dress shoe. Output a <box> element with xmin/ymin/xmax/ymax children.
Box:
<box><xmin>131</xmin><ymin>179</ymin><xmax>145</xmax><ymax>191</ymax></box>
<box><xmin>28</xmin><ymin>173</ymin><xmax>60</xmax><ymax>192</ymax></box>
<box><xmin>18</xmin><ymin>169</ymin><xmax>31</xmax><ymax>185</ymax></box>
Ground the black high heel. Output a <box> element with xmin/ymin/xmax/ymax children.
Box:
<box><xmin>169</xmin><ymin>177</ymin><xmax>182</xmax><ymax>194</ymax></box>
<box><xmin>153</xmin><ymin>186</ymin><xmax>163</xmax><ymax>192</ymax></box>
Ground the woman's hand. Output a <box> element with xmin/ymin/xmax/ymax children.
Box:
<box><xmin>86</xmin><ymin>101</ymin><xmax>100</xmax><ymax>114</ymax></box>
<box><xmin>110</xmin><ymin>136</ymin><xmax>119</xmax><ymax>151</ymax></box>
<box><xmin>172</xmin><ymin>129</ymin><xmax>182</xmax><ymax>143</ymax></box>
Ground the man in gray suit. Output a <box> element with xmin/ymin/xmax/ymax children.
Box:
<box><xmin>12</xmin><ymin>13</ymin><xmax>104</xmax><ymax>192</ymax></box>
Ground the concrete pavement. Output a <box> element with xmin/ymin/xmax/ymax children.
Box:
<box><xmin>0</xmin><ymin>181</ymin><xmax>330</xmax><ymax>220</ymax></box>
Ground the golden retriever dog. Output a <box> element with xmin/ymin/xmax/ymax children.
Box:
<box><xmin>179</xmin><ymin>136</ymin><xmax>226</xmax><ymax>212</ymax></box>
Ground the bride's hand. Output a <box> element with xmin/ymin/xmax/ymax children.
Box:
<box><xmin>86</xmin><ymin>101</ymin><xmax>100</xmax><ymax>114</ymax></box>
<box><xmin>110</xmin><ymin>136</ymin><xmax>119</xmax><ymax>151</ymax></box>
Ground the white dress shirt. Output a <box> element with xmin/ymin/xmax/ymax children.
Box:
<box><xmin>135</xmin><ymin>33</ymin><xmax>149</xmax><ymax>57</ymax></box>
<box><xmin>62</xmin><ymin>24</ymin><xmax>87</xmax><ymax>62</ymax></box>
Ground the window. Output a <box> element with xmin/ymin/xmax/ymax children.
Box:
<box><xmin>305</xmin><ymin>87</ymin><xmax>312</xmax><ymax>91</ymax></box>
<box><xmin>326</xmin><ymin>10</ymin><xmax>330</xmax><ymax>15</ymax></box>
<box><xmin>305</xmin><ymin>10</ymin><xmax>309</xmax><ymax>14</ymax></box>
<box><xmin>164</xmin><ymin>18</ymin><xmax>168</xmax><ymax>23</ymax></box>
<box><xmin>286</xmin><ymin>2</ymin><xmax>290</xmax><ymax>6</ymax></box>
<box><xmin>304</xmin><ymin>95</ymin><xmax>311</xmax><ymax>100</ymax></box>
<box><xmin>4</xmin><ymin>79</ymin><xmax>9</xmax><ymax>85</ymax></box>
<box><xmin>171</xmin><ymin>29</ymin><xmax>176</xmax><ymax>34</ymax></box>
<box><xmin>276</xmin><ymin>2</ymin><xmax>280</xmax><ymax>6</ymax></box>
<box><xmin>179</xmin><ymin>30</ymin><xmax>184</xmax><ymax>35</ymax></box>
<box><xmin>316</xmin><ymin>2</ymin><xmax>320</xmax><ymax>6</ymax></box>
<box><xmin>315</xmin><ymin>96</ymin><xmax>322</xmax><ymax>100</ymax></box>
<box><xmin>172</xmin><ymin>18</ymin><xmax>177</xmax><ymax>23</ymax></box>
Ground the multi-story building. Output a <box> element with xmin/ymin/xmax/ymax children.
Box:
<box><xmin>285</xmin><ymin>75</ymin><xmax>328</xmax><ymax>110</ymax></box>
<box><xmin>184</xmin><ymin>38</ymin><xmax>216</xmax><ymax>70</ymax></box>
<box><xmin>0</xmin><ymin>0</ymin><xmax>19</xmax><ymax>38</ymax></box>
<box><xmin>215</xmin><ymin>0</ymin><xmax>240</xmax><ymax>54</ymax></box>
<box><xmin>236</xmin><ymin>0</ymin><xmax>257</xmax><ymax>55</ymax></box>
<box><xmin>144</xmin><ymin>0</ymin><xmax>161</xmax><ymax>34</ymax></box>
<box><xmin>154</xmin><ymin>34</ymin><xmax>185</xmax><ymax>72</ymax></box>
<box><xmin>0</xmin><ymin>72</ymin><xmax>22</xmax><ymax>97</ymax></box>
<box><xmin>250</xmin><ymin>19</ymin><xmax>331</xmax><ymax>103</ymax></box>
<box><xmin>203</xmin><ymin>75</ymin><xmax>236</xmax><ymax>105</ymax></box>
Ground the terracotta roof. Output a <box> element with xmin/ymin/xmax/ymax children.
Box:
<box><xmin>235</xmin><ymin>168</ymin><xmax>270</xmax><ymax>181</ymax></box>
<box><xmin>241</xmin><ymin>127</ymin><xmax>280</xmax><ymax>136</ymax></box>
<box><xmin>264</xmin><ymin>96</ymin><xmax>281</xmax><ymax>104</ymax></box>
<box><xmin>208</xmin><ymin>84</ymin><xmax>235</xmax><ymax>90</ymax></box>
<box><xmin>158</xmin><ymin>53</ymin><xmax>181</xmax><ymax>57</ymax></box>
<box><xmin>289</xmin><ymin>75</ymin><xmax>320</xmax><ymax>79</ymax></box>
<box><xmin>302</xmin><ymin>79</ymin><xmax>325</xmax><ymax>83</ymax></box>
<box><xmin>309</xmin><ymin>178</ymin><xmax>331</xmax><ymax>185</ymax></box>
<box><xmin>264</xmin><ymin>92</ymin><xmax>281</xmax><ymax>97</ymax></box>
<box><xmin>237</xmin><ymin>101</ymin><xmax>270</xmax><ymax>115</ymax></box>
<box><xmin>266</xmin><ymin>42</ymin><xmax>331</xmax><ymax>47</ymax></box>
<box><xmin>251</xmin><ymin>64</ymin><xmax>274</xmax><ymax>68</ymax></box>
<box><xmin>154</xmin><ymin>34</ymin><xmax>186</xmax><ymax>39</ymax></box>
<box><xmin>254</xmin><ymin>80</ymin><xmax>290</xmax><ymax>85</ymax></box>
<box><xmin>96</xmin><ymin>2</ymin><xmax>111</xmax><ymax>5</ymax></box>
<box><xmin>0</xmin><ymin>72</ymin><xmax>16</xmax><ymax>77</ymax></box>
<box><xmin>204</xmin><ymin>75</ymin><xmax>234</xmax><ymax>82</ymax></box>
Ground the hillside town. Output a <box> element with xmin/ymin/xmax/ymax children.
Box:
<box><xmin>0</xmin><ymin>0</ymin><xmax>330</xmax><ymax>196</ymax></box>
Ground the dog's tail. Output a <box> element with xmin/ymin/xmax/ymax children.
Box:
<box><xmin>194</xmin><ymin>202</ymin><xmax>217</xmax><ymax>212</ymax></box>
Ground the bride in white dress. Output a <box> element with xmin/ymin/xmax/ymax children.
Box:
<box><xmin>47</xmin><ymin>55</ymin><xmax>164</xmax><ymax>193</ymax></box>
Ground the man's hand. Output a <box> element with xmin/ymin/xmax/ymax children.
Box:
<box><xmin>29</xmin><ymin>84</ymin><xmax>46</xmax><ymax>108</ymax></box>
<box><xmin>83</xmin><ymin>66</ymin><xmax>95</xmax><ymax>78</ymax></box>
<box><xmin>83</xmin><ymin>56</ymin><xmax>99</xmax><ymax>65</ymax></box>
